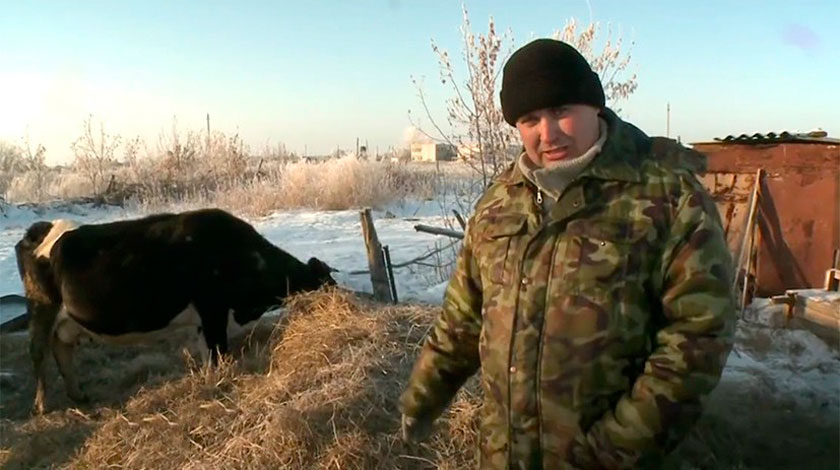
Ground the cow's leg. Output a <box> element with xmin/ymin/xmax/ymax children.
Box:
<box><xmin>196</xmin><ymin>305</ymin><xmax>229</xmax><ymax>364</ymax></box>
<box><xmin>186</xmin><ymin>326</ymin><xmax>211</xmax><ymax>366</ymax></box>
<box><xmin>51</xmin><ymin>333</ymin><xmax>87</xmax><ymax>403</ymax></box>
<box><xmin>51</xmin><ymin>308</ymin><xmax>88</xmax><ymax>404</ymax></box>
<box><xmin>28</xmin><ymin>300</ymin><xmax>60</xmax><ymax>415</ymax></box>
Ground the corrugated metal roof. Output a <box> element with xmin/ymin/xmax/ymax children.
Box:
<box><xmin>694</xmin><ymin>130</ymin><xmax>840</xmax><ymax>145</ymax></box>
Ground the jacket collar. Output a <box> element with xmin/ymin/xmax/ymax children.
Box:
<box><xmin>578</xmin><ymin>108</ymin><xmax>645</xmax><ymax>183</ymax></box>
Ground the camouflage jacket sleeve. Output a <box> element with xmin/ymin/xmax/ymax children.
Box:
<box><xmin>398</xmin><ymin>221</ymin><xmax>484</xmax><ymax>422</ymax></box>
<box><xmin>572</xmin><ymin>174</ymin><xmax>737</xmax><ymax>469</ymax></box>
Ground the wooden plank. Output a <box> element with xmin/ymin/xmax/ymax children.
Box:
<box><xmin>736</xmin><ymin>169</ymin><xmax>763</xmax><ymax>311</ymax></box>
<box><xmin>791</xmin><ymin>292</ymin><xmax>840</xmax><ymax>314</ymax></box>
<box><xmin>804</xmin><ymin>297</ymin><xmax>840</xmax><ymax>312</ymax></box>
<box><xmin>795</xmin><ymin>302</ymin><xmax>838</xmax><ymax>325</ymax></box>
<box><xmin>824</xmin><ymin>268</ymin><xmax>840</xmax><ymax>291</ymax></box>
<box><xmin>733</xmin><ymin>169</ymin><xmax>762</xmax><ymax>297</ymax></box>
<box><xmin>788</xmin><ymin>289</ymin><xmax>840</xmax><ymax>346</ymax></box>
<box><xmin>359</xmin><ymin>208</ymin><xmax>392</xmax><ymax>302</ymax></box>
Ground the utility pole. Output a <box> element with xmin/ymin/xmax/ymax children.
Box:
<box><xmin>666</xmin><ymin>102</ymin><xmax>671</xmax><ymax>138</ymax></box>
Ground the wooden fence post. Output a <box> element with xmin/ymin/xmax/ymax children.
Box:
<box><xmin>360</xmin><ymin>208</ymin><xmax>393</xmax><ymax>302</ymax></box>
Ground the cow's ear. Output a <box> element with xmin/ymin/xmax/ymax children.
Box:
<box><xmin>308</xmin><ymin>257</ymin><xmax>337</xmax><ymax>274</ymax></box>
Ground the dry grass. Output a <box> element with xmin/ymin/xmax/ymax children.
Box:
<box><xmin>3</xmin><ymin>158</ymin><xmax>441</xmax><ymax>217</ymax></box>
<box><xmin>2</xmin><ymin>123</ymin><xmax>453</xmax><ymax>216</ymax></box>
<box><xmin>0</xmin><ymin>289</ymin><xmax>480</xmax><ymax>470</ymax></box>
<box><xmin>1</xmin><ymin>292</ymin><xmax>836</xmax><ymax>470</ymax></box>
<box><xmin>206</xmin><ymin>158</ymin><xmax>439</xmax><ymax>215</ymax></box>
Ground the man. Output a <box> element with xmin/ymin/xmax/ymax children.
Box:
<box><xmin>398</xmin><ymin>38</ymin><xmax>736</xmax><ymax>469</ymax></box>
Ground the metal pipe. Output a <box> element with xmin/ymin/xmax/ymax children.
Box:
<box><xmin>382</xmin><ymin>245</ymin><xmax>398</xmax><ymax>304</ymax></box>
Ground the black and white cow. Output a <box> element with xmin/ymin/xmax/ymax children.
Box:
<box><xmin>15</xmin><ymin>208</ymin><xmax>336</xmax><ymax>414</ymax></box>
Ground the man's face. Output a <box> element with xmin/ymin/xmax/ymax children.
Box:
<box><xmin>515</xmin><ymin>104</ymin><xmax>601</xmax><ymax>168</ymax></box>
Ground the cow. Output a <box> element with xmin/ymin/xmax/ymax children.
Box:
<box><xmin>15</xmin><ymin>208</ymin><xmax>337</xmax><ymax>414</ymax></box>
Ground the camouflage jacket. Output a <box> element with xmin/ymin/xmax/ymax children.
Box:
<box><xmin>399</xmin><ymin>109</ymin><xmax>736</xmax><ymax>469</ymax></box>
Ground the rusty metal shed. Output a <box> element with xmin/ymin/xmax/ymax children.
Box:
<box><xmin>691</xmin><ymin>131</ymin><xmax>840</xmax><ymax>297</ymax></box>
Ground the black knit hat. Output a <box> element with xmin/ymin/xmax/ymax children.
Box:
<box><xmin>500</xmin><ymin>38</ymin><xmax>605</xmax><ymax>126</ymax></box>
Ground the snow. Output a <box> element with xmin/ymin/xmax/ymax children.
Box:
<box><xmin>741</xmin><ymin>297</ymin><xmax>789</xmax><ymax>328</ymax></box>
<box><xmin>724</xmin><ymin>316</ymin><xmax>840</xmax><ymax>411</ymax></box>
<box><xmin>250</xmin><ymin>204</ymin><xmax>454</xmax><ymax>303</ymax></box>
<box><xmin>707</xmin><ymin>300</ymin><xmax>840</xmax><ymax>430</ymax></box>
<box><xmin>1</xmin><ymin>200</ymin><xmax>838</xmax><ymax>416</ymax></box>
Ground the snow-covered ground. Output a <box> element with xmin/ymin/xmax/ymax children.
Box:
<box><xmin>721</xmin><ymin>299</ymin><xmax>839</xmax><ymax>413</ymax></box>
<box><xmin>2</xmin><ymin>200</ymin><xmax>838</xmax><ymax>427</ymax></box>
<box><xmin>0</xmin><ymin>200</ymin><xmax>454</xmax><ymax>324</ymax></box>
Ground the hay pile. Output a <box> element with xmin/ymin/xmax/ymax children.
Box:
<box><xmin>1</xmin><ymin>291</ymin><xmax>837</xmax><ymax>469</ymax></box>
<box><xmin>0</xmin><ymin>289</ymin><xmax>480</xmax><ymax>469</ymax></box>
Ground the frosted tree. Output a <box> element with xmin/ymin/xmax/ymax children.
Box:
<box><xmin>71</xmin><ymin>115</ymin><xmax>121</xmax><ymax>195</ymax></box>
<box><xmin>412</xmin><ymin>6</ymin><xmax>638</xmax><ymax>204</ymax></box>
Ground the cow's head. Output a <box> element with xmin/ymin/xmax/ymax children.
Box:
<box><xmin>22</xmin><ymin>221</ymin><xmax>55</xmax><ymax>245</ymax></box>
<box><xmin>305</xmin><ymin>257</ymin><xmax>338</xmax><ymax>290</ymax></box>
<box><xmin>15</xmin><ymin>221</ymin><xmax>54</xmax><ymax>281</ymax></box>
<box><xmin>15</xmin><ymin>220</ymin><xmax>65</xmax><ymax>308</ymax></box>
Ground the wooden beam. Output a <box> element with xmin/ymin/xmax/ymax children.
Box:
<box><xmin>825</xmin><ymin>269</ymin><xmax>840</xmax><ymax>292</ymax></box>
<box><xmin>735</xmin><ymin>169</ymin><xmax>763</xmax><ymax>311</ymax></box>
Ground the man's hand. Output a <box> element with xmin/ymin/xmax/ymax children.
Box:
<box><xmin>567</xmin><ymin>434</ymin><xmax>600</xmax><ymax>469</ymax></box>
<box><xmin>401</xmin><ymin>413</ymin><xmax>435</xmax><ymax>443</ymax></box>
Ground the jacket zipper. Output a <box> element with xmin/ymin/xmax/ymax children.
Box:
<box><xmin>536</xmin><ymin>189</ymin><xmax>543</xmax><ymax>205</ymax></box>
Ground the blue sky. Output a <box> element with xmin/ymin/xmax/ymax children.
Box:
<box><xmin>2</xmin><ymin>0</ymin><xmax>837</xmax><ymax>164</ymax></box>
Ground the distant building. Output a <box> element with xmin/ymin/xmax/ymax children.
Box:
<box><xmin>457</xmin><ymin>143</ymin><xmax>522</xmax><ymax>161</ymax></box>
<box><xmin>456</xmin><ymin>143</ymin><xmax>480</xmax><ymax>161</ymax></box>
<box><xmin>410</xmin><ymin>143</ymin><xmax>456</xmax><ymax>162</ymax></box>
